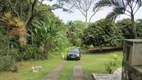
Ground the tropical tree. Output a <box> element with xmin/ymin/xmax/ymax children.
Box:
<box><xmin>116</xmin><ymin>19</ymin><xmax>134</xmax><ymax>39</ymax></box>
<box><xmin>31</xmin><ymin>13</ymin><xmax>64</xmax><ymax>59</ymax></box>
<box><xmin>0</xmin><ymin>0</ymin><xmax>46</xmax><ymax>47</ymax></box>
<box><xmin>135</xmin><ymin>19</ymin><xmax>142</xmax><ymax>38</ymax></box>
<box><xmin>53</xmin><ymin>0</ymin><xmax>100</xmax><ymax>28</ymax></box>
<box><xmin>116</xmin><ymin>18</ymin><xmax>142</xmax><ymax>39</ymax></box>
<box><xmin>0</xmin><ymin>0</ymin><xmax>66</xmax><ymax>29</ymax></box>
<box><xmin>95</xmin><ymin>0</ymin><xmax>142</xmax><ymax>38</ymax></box>
<box><xmin>66</xmin><ymin>20</ymin><xmax>85</xmax><ymax>46</ymax></box>
<box><xmin>0</xmin><ymin>0</ymin><xmax>41</xmax><ymax>26</ymax></box>
<box><xmin>0</xmin><ymin>0</ymin><xmax>66</xmax><ymax>60</ymax></box>
<box><xmin>82</xmin><ymin>19</ymin><xmax>123</xmax><ymax>50</ymax></box>
<box><xmin>70</xmin><ymin>0</ymin><xmax>100</xmax><ymax>28</ymax></box>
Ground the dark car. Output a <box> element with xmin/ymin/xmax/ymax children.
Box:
<box><xmin>67</xmin><ymin>48</ymin><xmax>81</xmax><ymax>60</ymax></box>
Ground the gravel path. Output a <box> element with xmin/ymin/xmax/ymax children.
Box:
<box><xmin>72</xmin><ymin>65</ymin><xmax>86</xmax><ymax>80</ymax></box>
<box><xmin>43</xmin><ymin>61</ymin><xmax>67</xmax><ymax>80</ymax></box>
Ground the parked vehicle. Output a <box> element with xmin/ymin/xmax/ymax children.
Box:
<box><xmin>67</xmin><ymin>48</ymin><xmax>81</xmax><ymax>60</ymax></box>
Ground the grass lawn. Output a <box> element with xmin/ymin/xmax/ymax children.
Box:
<box><xmin>0</xmin><ymin>51</ymin><xmax>123</xmax><ymax>80</ymax></box>
<box><xmin>81</xmin><ymin>51</ymin><xmax>123</xmax><ymax>80</ymax></box>
<box><xmin>58</xmin><ymin>61</ymin><xmax>77</xmax><ymax>80</ymax></box>
<box><xmin>0</xmin><ymin>56</ymin><xmax>62</xmax><ymax>80</ymax></box>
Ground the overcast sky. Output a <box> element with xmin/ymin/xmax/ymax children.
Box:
<box><xmin>43</xmin><ymin>1</ymin><xmax>142</xmax><ymax>23</ymax></box>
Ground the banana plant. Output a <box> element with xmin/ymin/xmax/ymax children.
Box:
<box><xmin>31</xmin><ymin>20</ymin><xmax>61</xmax><ymax>52</ymax></box>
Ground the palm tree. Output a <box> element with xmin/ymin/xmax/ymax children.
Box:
<box><xmin>95</xmin><ymin>0</ymin><xmax>142</xmax><ymax>38</ymax></box>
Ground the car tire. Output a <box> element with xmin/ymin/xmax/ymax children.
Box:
<box><xmin>77</xmin><ymin>58</ymin><xmax>80</xmax><ymax>60</ymax></box>
<box><xmin>67</xmin><ymin>57</ymin><xmax>69</xmax><ymax>60</ymax></box>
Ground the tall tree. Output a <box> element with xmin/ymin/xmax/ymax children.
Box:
<box><xmin>0</xmin><ymin>0</ymin><xmax>64</xmax><ymax>45</ymax></box>
<box><xmin>66</xmin><ymin>20</ymin><xmax>85</xmax><ymax>46</ymax></box>
<box><xmin>0</xmin><ymin>0</ymin><xmax>63</xmax><ymax>27</ymax></box>
<box><xmin>116</xmin><ymin>19</ymin><xmax>134</xmax><ymax>39</ymax></box>
<box><xmin>82</xmin><ymin>19</ymin><xmax>122</xmax><ymax>50</ymax></box>
<box><xmin>0</xmin><ymin>0</ymin><xmax>44</xmax><ymax>26</ymax></box>
<box><xmin>57</xmin><ymin>0</ymin><xmax>100</xmax><ymax>28</ymax></box>
<box><xmin>95</xmin><ymin>0</ymin><xmax>142</xmax><ymax>38</ymax></box>
<box><xmin>0</xmin><ymin>0</ymin><xmax>45</xmax><ymax>45</ymax></box>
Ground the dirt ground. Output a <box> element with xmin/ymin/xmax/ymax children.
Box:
<box><xmin>72</xmin><ymin>65</ymin><xmax>86</xmax><ymax>80</ymax></box>
<box><xmin>43</xmin><ymin>61</ymin><xmax>86</xmax><ymax>80</ymax></box>
<box><xmin>43</xmin><ymin>61</ymin><xmax>67</xmax><ymax>80</ymax></box>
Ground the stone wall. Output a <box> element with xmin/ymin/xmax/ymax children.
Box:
<box><xmin>122</xmin><ymin>39</ymin><xmax>142</xmax><ymax>80</ymax></box>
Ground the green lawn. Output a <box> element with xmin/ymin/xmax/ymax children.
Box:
<box><xmin>0</xmin><ymin>51</ymin><xmax>123</xmax><ymax>80</ymax></box>
<box><xmin>0</xmin><ymin>56</ymin><xmax>62</xmax><ymax>80</ymax></box>
<box><xmin>81</xmin><ymin>51</ymin><xmax>123</xmax><ymax>80</ymax></box>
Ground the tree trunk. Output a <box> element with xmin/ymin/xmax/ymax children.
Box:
<box><xmin>99</xmin><ymin>45</ymin><xmax>102</xmax><ymax>51</ymax></box>
<box><xmin>130</xmin><ymin>6</ymin><xmax>137</xmax><ymax>39</ymax></box>
<box><xmin>131</xmin><ymin>13</ymin><xmax>137</xmax><ymax>39</ymax></box>
<box><xmin>85</xmin><ymin>11</ymin><xmax>88</xmax><ymax>28</ymax></box>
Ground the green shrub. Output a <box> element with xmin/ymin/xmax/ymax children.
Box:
<box><xmin>105</xmin><ymin>62</ymin><xmax>113</xmax><ymax>74</ymax></box>
<box><xmin>0</xmin><ymin>56</ymin><xmax>14</xmax><ymax>71</ymax></box>
<box><xmin>105</xmin><ymin>54</ymin><xmax>118</xmax><ymax>74</ymax></box>
<box><xmin>9</xmin><ymin>48</ymin><xmax>20</xmax><ymax>61</ymax></box>
<box><xmin>25</xmin><ymin>45</ymin><xmax>37</xmax><ymax>60</ymax></box>
<box><xmin>48</xmin><ymin>52</ymin><xmax>57</xmax><ymax>59</ymax></box>
<box><xmin>0</xmin><ymin>33</ymin><xmax>9</xmax><ymax>56</ymax></box>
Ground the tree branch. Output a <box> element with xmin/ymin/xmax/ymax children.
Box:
<box><xmin>20</xmin><ymin>3</ymin><xmax>22</xmax><ymax>18</ymax></box>
<box><xmin>89</xmin><ymin>8</ymin><xmax>100</xmax><ymax>23</ymax></box>
<box><xmin>122</xmin><ymin>0</ymin><xmax>126</xmax><ymax>8</ymax></box>
<box><xmin>77</xmin><ymin>0</ymin><xmax>86</xmax><ymax>11</ymax></box>
<box><xmin>134</xmin><ymin>6</ymin><xmax>141</xmax><ymax>15</ymax></box>
<box><xmin>74</xmin><ymin>4</ymin><xmax>86</xmax><ymax>16</ymax></box>
<box><xmin>87</xmin><ymin>0</ymin><xmax>94</xmax><ymax>11</ymax></box>
<box><xmin>133</xmin><ymin>1</ymin><xmax>137</xmax><ymax>10</ymax></box>
<box><xmin>38</xmin><ymin>0</ymin><xmax>44</xmax><ymax>10</ymax></box>
<box><xmin>26</xmin><ymin>0</ymin><xmax>38</xmax><ymax>25</ymax></box>
<box><xmin>124</xmin><ymin>13</ymin><xmax>131</xmax><ymax>17</ymax></box>
<box><xmin>14</xmin><ymin>0</ymin><xmax>18</xmax><ymax>7</ymax></box>
<box><xmin>125</xmin><ymin>9</ymin><xmax>131</xmax><ymax>14</ymax></box>
<box><xmin>6</xmin><ymin>0</ymin><xmax>19</xmax><ymax>17</ymax></box>
<box><xmin>67</xmin><ymin>1</ymin><xmax>77</xmax><ymax>11</ymax></box>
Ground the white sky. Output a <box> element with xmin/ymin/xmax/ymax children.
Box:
<box><xmin>43</xmin><ymin>1</ymin><xmax>142</xmax><ymax>23</ymax></box>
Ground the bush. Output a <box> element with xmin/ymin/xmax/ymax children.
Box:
<box><xmin>105</xmin><ymin>62</ymin><xmax>113</xmax><ymax>74</ymax></box>
<box><xmin>9</xmin><ymin>48</ymin><xmax>20</xmax><ymax>61</ymax></box>
<box><xmin>0</xmin><ymin>33</ymin><xmax>9</xmax><ymax>56</ymax></box>
<box><xmin>0</xmin><ymin>56</ymin><xmax>14</xmax><ymax>71</ymax></box>
<box><xmin>105</xmin><ymin>54</ymin><xmax>118</xmax><ymax>74</ymax></box>
<box><xmin>25</xmin><ymin>44</ymin><xmax>38</xmax><ymax>60</ymax></box>
<box><xmin>82</xmin><ymin>19</ymin><xmax>123</xmax><ymax>49</ymax></box>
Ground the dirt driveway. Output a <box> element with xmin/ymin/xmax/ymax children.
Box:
<box><xmin>43</xmin><ymin>60</ymin><xmax>86</xmax><ymax>80</ymax></box>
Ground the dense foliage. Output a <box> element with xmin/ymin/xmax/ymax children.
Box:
<box><xmin>0</xmin><ymin>0</ymin><xmax>142</xmax><ymax>71</ymax></box>
<box><xmin>116</xmin><ymin>19</ymin><xmax>134</xmax><ymax>39</ymax></box>
<box><xmin>117</xmin><ymin>19</ymin><xmax>142</xmax><ymax>39</ymax></box>
<box><xmin>66</xmin><ymin>20</ymin><xmax>85</xmax><ymax>47</ymax></box>
<box><xmin>95</xmin><ymin>0</ymin><xmax>142</xmax><ymax>38</ymax></box>
<box><xmin>0</xmin><ymin>0</ymin><xmax>70</xmax><ymax>70</ymax></box>
<box><xmin>82</xmin><ymin>19</ymin><xmax>123</xmax><ymax>49</ymax></box>
<box><xmin>82</xmin><ymin>18</ymin><xmax>142</xmax><ymax>49</ymax></box>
